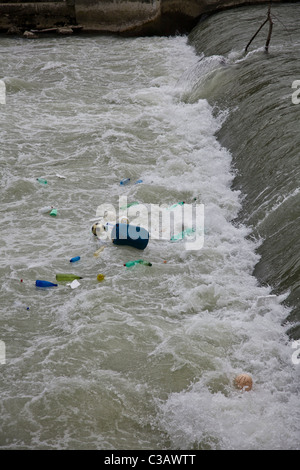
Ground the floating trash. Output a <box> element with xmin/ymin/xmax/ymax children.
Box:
<box><xmin>94</xmin><ymin>246</ymin><xmax>105</xmax><ymax>257</ymax></box>
<box><xmin>170</xmin><ymin>227</ymin><xmax>195</xmax><ymax>241</ymax></box>
<box><xmin>120</xmin><ymin>178</ymin><xmax>130</xmax><ymax>185</ymax></box>
<box><xmin>36</xmin><ymin>280</ymin><xmax>57</xmax><ymax>288</ymax></box>
<box><xmin>49</xmin><ymin>208</ymin><xmax>57</xmax><ymax>217</ymax></box>
<box><xmin>39</xmin><ymin>205</ymin><xmax>54</xmax><ymax>214</ymax></box>
<box><xmin>37</xmin><ymin>178</ymin><xmax>47</xmax><ymax>185</ymax></box>
<box><xmin>120</xmin><ymin>201</ymin><xmax>139</xmax><ymax>210</ymax></box>
<box><xmin>70</xmin><ymin>256</ymin><xmax>80</xmax><ymax>263</ymax></box>
<box><xmin>168</xmin><ymin>201</ymin><xmax>185</xmax><ymax>210</ymax></box>
<box><xmin>56</xmin><ymin>274</ymin><xmax>82</xmax><ymax>281</ymax></box>
<box><xmin>112</xmin><ymin>223</ymin><xmax>149</xmax><ymax>250</ymax></box>
<box><xmin>124</xmin><ymin>259</ymin><xmax>152</xmax><ymax>267</ymax></box>
<box><xmin>67</xmin><ymin>279</ymin><xmax>80</xmax><ymax>289</ymax></box>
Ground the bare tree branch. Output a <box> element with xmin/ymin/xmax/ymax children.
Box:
<box><xmin>265</xmin><ymin>6</ymin><xmax>273</xmax><ymax>52</ymax></box>
<box><xmin>245</xmin><ymin>4</ymin><xmax>274</xmax><ymax>53</ymax></box>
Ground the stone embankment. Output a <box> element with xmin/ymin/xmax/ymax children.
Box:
<box><xmin>0</xmin><ymin>0</ymin><xmax>288</xmax><ymax>36</ymax></box>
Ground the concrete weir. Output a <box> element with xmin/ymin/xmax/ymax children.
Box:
<box><xmin>0</xmin><ymin>0</ymin><xmax>289</xmax><ymax>36</ymax></box>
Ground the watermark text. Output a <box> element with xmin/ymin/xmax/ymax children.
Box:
<box><xmin>291</xmin><ymin>340</ymin><xmax>300</xmax><ymax>365</ymax></box>
<box><xmin>0</xmin><ymin>79</ymin><xmax>6</xmax><ymax>105</ymax></box>
<box><xmin>94</xmin><ymin>198</ymin><xmax>204</xmax><ymax>251</ymax></box>
<box><xmin>292</xmin><ymin>80</ymin><xmax>300</xmax><ymax>104</ymax></box>
<box><xmin>0</xmin><ymin>340</ymin><xmax>6</xmax><ymax>364</ymax></box>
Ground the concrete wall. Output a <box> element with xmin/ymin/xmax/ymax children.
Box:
<box><xmin>0</xmin><ymin>1</ymin><xmax>76</xmax><ymax>32</ymax></box>
<box><xmin>0</xmin><ymin>0</ymin><xmax>291</xmax><ymax>35</ymax></box>
<box><xmin>75</xmin><ymin>0</ymin><xmax>161</xmax><ymax>33</ymax></box>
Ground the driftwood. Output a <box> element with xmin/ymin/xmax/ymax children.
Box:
<box><xmin>265</xmin><ymin>8</ymin><xmax>273</xmax><ymax>52</ymax></box>
<box><xmin>30</xmin><ymin>27</ymin><xmax>58</xmax><ymax>34</ymax></box>
<box><xmin>30</xmin><ymin>25</ymin><xmax>83</xmax><ymax>34</ymax></box>
<box><xmin>245</xmin><ymin>5</ymin><xmax>273</xmax><ymax>53</ymax></box>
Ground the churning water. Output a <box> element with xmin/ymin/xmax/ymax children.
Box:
<box><xmin>0</xmin><ymin>3</ymin><xmax>299</xmax><ymax>450</ymax></box>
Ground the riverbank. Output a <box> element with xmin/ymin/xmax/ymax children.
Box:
<box><xmin>0</xmin><ymin>0</ymin><xmax>292</xmax><ymax>37</ymax></box>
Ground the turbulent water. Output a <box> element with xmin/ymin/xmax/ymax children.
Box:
<box><xmin>0</xmin><ymin>3</ymin><xmax>299</xmax><ymax>450</ymax></box>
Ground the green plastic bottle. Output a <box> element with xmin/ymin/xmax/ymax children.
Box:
<box><xmin>56</xmin><ymin>274</ymin><xmax>82</xmax><ymax>281</ymax></box>
<box><xmin>124</xmin><ymin>260</ymin><xmax>152</xmax><ymax>267</ymax></box>
<box><xmin>37</xmin><ymin>178</ymin><xmax>47</xmax><ymax>185</ymax></box>
<box><xmin>168</xmin><ymin>201</ymin><xmax>185</xmax><ymax>210</ymax></box>
<box><xmin>171</xmin><ymin>227</ymin><xmax>195</xmax><ymax>241</ymax></box>
<box><xmin>50</xmin><ymin>208</ymin><xmax>57</xmax><ymax>217</ymax></box>
<box><xmin>120</xmin><ymin>201</ymin><xmax>139</xmax><ymax>210</ymax></box>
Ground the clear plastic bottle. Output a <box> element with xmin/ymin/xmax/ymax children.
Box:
<box><xmin>93</xmin><ymin>246</ymin><xmax>105</xmax><ymax>257</ymax></box>
<box><xmin>120</xmin><ymin>178</ymin><xmax>130</xmax><ymax>185</ymax></box>
<box><xmin>39</xmin><ymin>205</ymin><xmax>54</xmax><ymax>214</ymax></box>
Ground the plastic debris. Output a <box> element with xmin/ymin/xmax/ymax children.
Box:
<box><xmin>124</xmin><ymin>259</ymin><xmax>152</xmax><ymax>267</ymax></box>
<box><xmin>135</xmin><ymin>179</ymin><xmax>143</xmax><ymax>184</ymax></box>
<box><xmin>120</xmin><ymin>178</ymin><xmax>130</xmax><ymax>185</ymax></box>
<box><xmin>67</xmin><ymin>279</ymin><xmax>80</xmax><ymax>289</ymax></box>
<box><xmin>97</xmin><ymin>274</ymin><xmax>105</xmax><ymax>281</ymax></box>
<box><xmin>94</xmin><ymin>246</ymin><xmax>105</xmax><ymax>257</ymax></box>
<box><xmin>170</xmin><ymin>227</ymin><xmax>195</xmax><ymax>241</ymax></box>
<box><xmin>49</xmin><ymin>208</ymin><xmax>57</xmax><ymax>217</ymax></box>
<box><xmin>234</xmin><ymin>373</ymin><xmax>253</xmax><ymax>392</ymax></box>
<box><xmin>36</xmin><ymin>280</ymin><xmax>57</xmax><ymax>288</ymax></box>
<box><xmin>39</xmin><ymin>205</ymin><xmax>54</xmax><ymax>214</ymax></box>
<box><xmin>56</xmin><ymin>274</ymin><xmax>82</xmax><ymax>281</ymax></box>
<box><xmin>168</xmin><ymin>201</ymin><xmax>185</xmax><ymax>210</ymax></box>
<box><xmin>70</xmin><ymin>256</ymin><xmax>80</xmax><ymax>263</ymax></box>
<box><xmin>18</xmin><ymin>304</ymin><xmax>30</xmax><ymax>310</ymax></box>
<box><xmin>120</xmin><ymin>201</ymin><xmax>139</xmax><ymax>210</ymax></box>
<box><xmin>112</xmin><ymin>223</ymin><xmax>149</xmax><ymax>250</ymax></box>
<box><xmin>37</xmin><ymin>178</ymin><xmax>47</xmax><ymax>185</ymax></box>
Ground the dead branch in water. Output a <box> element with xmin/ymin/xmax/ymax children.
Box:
<box><xmin>245</xmin><ymin>5</ymin><xmax>273</xmax><ymax>53</ymax></box>
<box><xmin>265</xmin><ymin>7</ymin><xmax>273</xmax><ymax>52</ymax></box>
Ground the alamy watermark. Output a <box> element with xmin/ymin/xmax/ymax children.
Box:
<box><xmin>94</xmin><ymin>197</ymin><xmax>204</xmax><ymax>251</ymax></box>
<box><xmin>0</xmin><ymin>340</ymin><xmax>5</xmax><ymax>364</ymax></box>
<box><xmin>0</xmin><ymin>79</ymin><xmax>6</xmax><ymax>105</ymax></box>
<box><xmin>292</xmin><ymin>80</ymin><xmax>300</xmax><ymax>104</ymax></box>
<box><xmin>291</xmin><ymin>340</ymin><xmax>300</xmax><ymax>365</ymax></box>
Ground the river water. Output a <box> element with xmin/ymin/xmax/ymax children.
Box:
<box><xmin>0</xmin><ymin>3</ymin><xmax>299</xmax><ymax>450</ymax></box>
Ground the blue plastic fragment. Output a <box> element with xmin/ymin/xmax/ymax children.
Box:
<box><xmin>70</xmin><ymin>256</ymin><xmax>80</xmax><ymax>263</ymax></box>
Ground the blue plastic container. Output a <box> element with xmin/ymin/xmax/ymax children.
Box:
<box><xmin>111</xmin><ymin>223</ymin><xmax>149</xmax><ymax>250</ymax></box>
